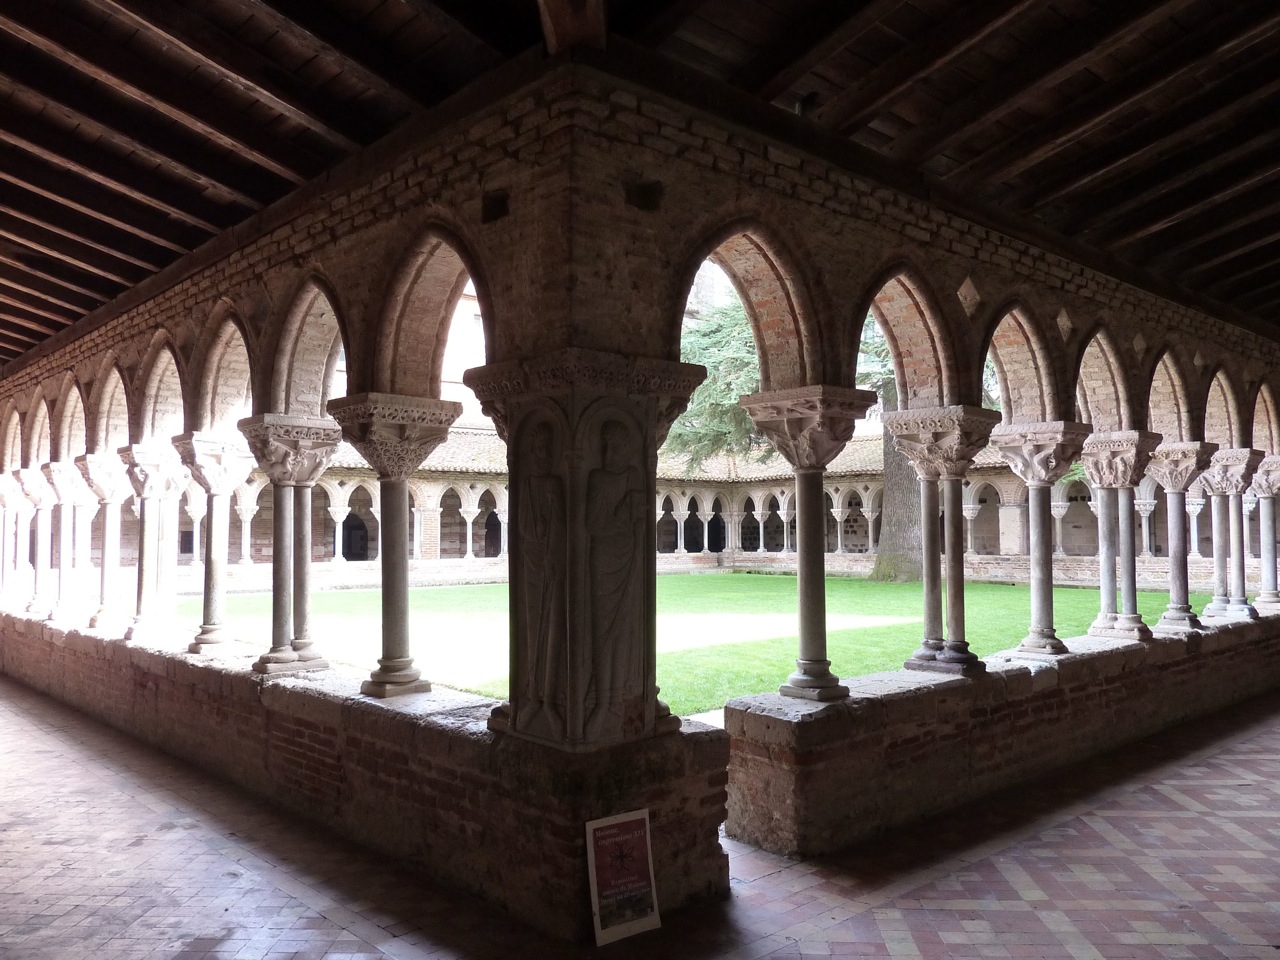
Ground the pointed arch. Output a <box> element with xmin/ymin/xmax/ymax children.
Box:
<box><xmin>981</xmin><ymin>304</ymin><xmax>1057</xmax><ymax>423</ymax></box>
<box><xmin>137</xmin><ymin>336</ymin><xmax>186</xmax><ymax>443</ymax></box>
<box><xmin>272</xmin><ymin>276</ymin><xmax>347</xmax><ymax>417</ymax></box>
<box><xmin>859</xmin><ymin>265</ymin><xmax>954</xmax><ymax>409</ymax></box>
<box><xmin>88</xmin><ymin>355</ymin><xmax>131</xmax><ymax>455</ymax></box>
<box><xmin>25</xmin><ymin>392</ymin><xmax>52</xmax><ymax>467</ymax></box>
<box><xmin>1251</xmin><ymin>382</ymin><xmax>1280</xmax><ymax>454</ymax></box>
<box><xmin>198</xmin><ymin>309</ymin><xmax>254</xmax><ymax>435</ymax></box>
<box><xmin>1074</xmin><ymin>329</ymin><xmax>1131</xmax><ymax>432</ymax></box>
<box><xmin>375</xmin><ymin>226</ymin><xmax>491</xmax><ymax>397</ymax></box>
<box><xmin>52</xmin><ymin>375</ymin><xmax>88</xmax><ymax>461</ymax></box>
<box><xmin>1202</xmin><ymin>368</ymin><xmax>1241</xmax><ymax>449</ymax></box>
<box><xmin>0</xmin><ymin>402</ymin><xmax>21</xmax><ymax>472</ymax></box>
<box><xmin>1147</xmin><ymin>350</ymin><xmax>1192</xmax><ymax>443</ymax></box>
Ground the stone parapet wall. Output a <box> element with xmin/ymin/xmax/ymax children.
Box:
<box><xmin>0</xmin><ymin>615</ymin><xmax>729</xmax><ymax>941</ymax></box>
<box><xmin>726</xmin><ymin>620</ymin><xmax>1280</xmax><ymax>856</ymax></box>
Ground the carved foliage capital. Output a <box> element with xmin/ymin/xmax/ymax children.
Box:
<box><xmin>989</xmin><ymin>421</ymin><xmax>1091</xmax><ymax>487</ymax></box>
<box><xmin>41</xmin><ymin>460</ymin><xmax>94</xmax><ymax>505</ymax></box>
<box><xmin>327</xmin><ymin>393</ymin><xmax>462</xmax><ymax>481</ymax></box>
<box><xmin>119</xmin><ymin>445</ymin><xmax>190</xmax><ymax>501</ymax></box>
<box><xmin>881</xmin><ymin>405</ymin><xmax>1001</xmax><ymax>480</ymax></box>
<box><xmin>1143</xmin><ymin>441</ymin><xmax>1217</xmax><ymax>494</ymax></box>
<box><xmin>1252</xmin><ymin>455</ymin><xmax>1280</xmax><ymax>498</ymax></box>
<box><xmin>1080</xmin><ymin>430</ymin><xmax>1160</xmax><ymax>489</ymax></box>
<box><xmin>740</xmin><ymin>386</ymin><xmax>876</xmax><ymax>470</ymax></box>
<box><xmin>12</xmin><ymin>467</ymin><xmax>55</xmax><ymax>509</ymax></box>
<box><xmin>74</xmin><ymin>453</ymin><xmax>131</xmax><ymax>504</ymax></box>
<box><xmin>173</xmin><ymin>432</ymin><xmax>255</xmax><ymax>496</ymax></box>
<box><xmin>1200</xmin><ymin>447</ymin><xmax>1265</xmax><ymax>496</ymax></box>
<box><xmin>238</xmin><ymin>414</ymin><xmax>342</xmax><ymax>487</ymax></box>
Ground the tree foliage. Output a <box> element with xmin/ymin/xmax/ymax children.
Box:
<box><xmin>664</xmin><ymin>300</ymin><xmax>774</xmax><ymax>472</ymax></box>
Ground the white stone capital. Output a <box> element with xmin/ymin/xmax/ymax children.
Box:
<box><xmin>41</xmin><ymin>460</ymin><xmax>94</xmax><ymax>506</ymax></box>
<box><xmin>989</xmin><ymin>421</ymin><xmax>1091</xmax><ymax>487</ymax></box>
<box><xmin>1143</xmin><ymin>441</ymin><xmax>1216</xmax><ymax>494</ymax></box>
<box><xmin>119</xmin><ymin>444</ymin><xmax>190</xmax><ymax>501</ymax></box>
<box><xmin>739</xmin><ymin>385</ymin><xmax>877</xmax><ymax>470</ymax></box>
<box><xmin>74</xmin><ymin>453</ymin><xmax>131</xmax><ymax>504</ymax></box>
<box><xmin>326</xmin><ymin>393</ymin><xmax>462</xmax><ymax>481</ymax></box>
<box><xmin>1080</xmin><ymin>430</ymin><xmax>1161</xmax><ymax>489</ymax></box>
<box><xmin>1200</xmin><ymin>447</ymin><xmax>1264</xmax><ymax>497</ymax></box>
<box><xmin>174</xmin><ymin>432</ymin><xmax>256</xmax><ymax>497</ymax></box>
<box><xmin>13</xmin><ymin>467</ymin><xmax>55</xmax><ymax>510</ymax></box>
<box><xmin>881</xmin><ymin>405</ymin><xmax>1001</xmax><ymax>480</ymax></box>
<box><xmin>1251</xmin><ymin>455</ymin><xmax>1280</xmax><ymax>498</ymax></box>
<box><xmin>238</xmin><ymin>414</ymin><xmax>341</xmax><ymax>487</ymax></box>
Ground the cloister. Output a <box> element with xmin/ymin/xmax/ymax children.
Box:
<box><xmin>3</xmin><ymin>0</ymin><xmax>1280</xmax><ymax>950</ymax></box>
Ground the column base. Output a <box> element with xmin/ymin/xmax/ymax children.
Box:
<box><xmin>1155</xmin><ymin>608</ymin><xmax>1203</xmax><ymax>634</ymax></box>
<box><xmin>189</xmin><ymin>623</ymin><xmax>234</xmax><ymax>653</ymax></box>
<box><xmin>907</xmin><ymin>639</ymin><xmax>944</xmax><ymax>662</ymax></box>
<box><xmin>292</xmin><ymin>642</ymin><xmax>325</xmax><ymax>662</ymax></box>
<box><xmin>1089</xmin><ymin>614</ymin><xmax>1152</xmax><ymax>641</ymax></box>
<box><xmin>1224</xmin><ymin>600</ymin><xmax>1259</xmax><ymax>621</ymax></box>
<box><xmin>1201</xmin><ymin>597</ymin><xmax>1229</xmax><ymax>618</ymax></box>
<box><xmin>904</xmin><ymin>658</ymin><xmax>987</xmax><ymax>677</ymax></box>
<box><xmin>1018</xmin><ymin>632</ymin><xmax>1068</xmax><ymax>654</ymax></box>
<box><xmin>361</xmin><ymin>678</ymin><xmax>432</xmax><ymax>698</ymax></box>
<box><xmin>778</xmin><ymin>681</ymin><xmax>849</xmax><ymax>701</ymax></box>
<box><xmin>1252</xmin><ymin>594</ymin><xmax>1280</xmax><ymax>616</ymax></box>
<box><xmin>1087</xmin><ymin>612</ymin><xmax>1118</xmax><ymax>637</ymax></box>
<box><xmin>253</xmin><ymin>656</ymin><xmax>328</xmax><ymax>675</ymax></box>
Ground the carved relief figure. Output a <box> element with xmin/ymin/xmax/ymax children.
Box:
<box><xmin>585</xmin><ymin>419</ymin><xmax>647</xmax><ymax>739</ymax></box>
<box><xmin>518</xmin><ymin>420</ymin><xmax>566</xmax><ymax>739</ymax></box>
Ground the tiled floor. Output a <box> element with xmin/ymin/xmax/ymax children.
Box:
<box><xmin>7</xmin><ymin>679</ymin><xmax>1280</xmax><ymax>960</ymax></box>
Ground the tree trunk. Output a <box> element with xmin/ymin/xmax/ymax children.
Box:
<box><xmin>870</xmin><ymin>408</ymin><xmax>923</xmax><ymax>582</ymax></box>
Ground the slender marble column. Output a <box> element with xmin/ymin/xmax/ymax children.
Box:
<box><xmin>885</xmin><ymin>406</ymin><xmax>1000</xmax><ymax>676</ymax></box>
<box><xmin>1050</xmin><ymin>501</ymin><xmax>1068</xmax><ymax>556</ymax></box>
<box><xmin>991</xmin><ymin>421</ymin><xmax>1091</xmax><ymax>654</ymax></box>
<box><xmin>1205</xmin><ymin>494</ymin><xmax>1230</xmax><ymax>616</ymax></box>
<box><xmin>831</xmin><ymin>508</ymin><xmax>847</xmax><ymax>553</ymax></box>
<box><xmin>13</xmin><ymin>470</ymin><xmax>55</xmax><ymax>617</ymax></box>
<box><xmin>498</xmin><ymin>509</ymin><xmax>509</xmax><ymax>556</ymax></box>
<box><xmin>1187</xmin><ymin>497</ymin><xmax>1204</xmax><ymax>557</ymax></box>
<box><xmin>1137</xmin><ymin>501</ymin><xmax>1155</xmax><ymax>557</ymax></box>
<box><xmin>1115</xmin><ymin>486</ymin><xmax>1152</xmax><ymax>638</ymax></box>
<box><xmin>742</xmin><ymin>386</ymin><xmax>875</xmax><ymax>698</ymax></box>
<box><xmin>328</xmin><ymin>393</ymin><xmax>461</xmax><ymax>698</ymax></box>
<box><xmin>461</xmin><ymin>508</ymin><xmax>480</xmax><ymax>558</ymax></box>
<box><xmin>756</xmin><ymin>511</ymin><xmax>766</xmax><ymax>552</ymax></box>
<box><xmin>781</xmin><ymin>507</ymin><xmax>794</xmax><ymax>553</ymax></box>
<box><xmin>1244</xmin><ymin>495</ymin><xmax>1257</xmax><ymax>559</ymax></box>
<box><xmin>186</xmin><ymin>496</ymin><xmax>205</xmax><ymax>571</ymax></box>
<box><xmin>962</xmin><ymin>504</ymin><xmax>980</xmax><ymax>554</ymax></box>
<box><xmin>862</xmin><ymin>508</ymin><xmax>880</xmax><ymax>553</ymax></box>
<box><xmin>411</xmin><ymin>506</ymin><xmax>422</xmax><ymax>559</ymax></box>
<box><xmin>673</xmin><ymin>511</ymin><xmax>688</xmax><ymax>553</ymax></box>
<box><xmin>76</xmin><ymin>453</ymin><xmax>129</xmax><ymax>631</ymax></box>
<box><xmin>327</xmin><ymin>506</ymin><xmax>346</xmax><ymax>561</ymax></box>
<box><xmin>42</xmin><ymin>462</ymin><xmax>89</xmax><ymax>620</ymax></box>
<box><xmin>235</xmin><ymin>494</ymin><xmax>258</xmax><ymax>565</ymax></box>
<box><xmin>120</xmin><ymin>446</ymin><xmax>189</xmax><ymax>641</ymax></box>
<box><xmin>1199</xmin><ymin>448</ymin><xmax>1263</xmax><ymax>620</ymax></box>
<box><xmin>1146</xmin><ymin>442</ymin><xmax>1216</xmax><ymax>633</ymax></box>
<box><xmin>1253</xmin><ymin>457</ymin><xmax>1280</xmax><ymax>612</ymax></box>
<box><xmin>239</xmin><ymin>415</ymin><xmax>341</xmax><ymax>674</ymax></box>
<box><xmin>1227</xmin><ymin>492</ymin><xmax>1257</xmax><ymax>618</ymax></box>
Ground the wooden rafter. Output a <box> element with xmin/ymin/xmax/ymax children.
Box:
<box><xmin>814</xmin><ymin>0</ymin><xmax>1040</xmax><ymax>135</ymax></box>
<box><xmin>0</xmin><ymin>2</ymin><xmax>327</xmax><ymax>184</ymax></box>
<box><xmin>613</xmin><ymin>0</ymin><xmax>715</xmax><ymax>46</ymax></box>
<box><xmin>0</xmin><ymin>253</ymin><xmax>113</xmax><ymax>306</ymax></box>
<box><xmin>0</xmin><ymin>191</ymin><xmax>171</xmax><ymax>274</ymax></box>
<box><xmin>0</xmin><ymin>214</ymin><xmax>141</xmax><ymax>288</ymax></box>
<box><xmin>732</xmin><ymin>0</ymin><xmax>905</xmax><ymax>102</ymax></box>
<box><xmin>0</xmin><ymin>263</ymin><xmax>100</xmax><ymax>316</ymax></box>
<box><xmin>1201</xmin><ymin>241</ymin><xmax>1280</xmax><ymax>293</ymax></box>
<box><xmin>0</xmin><ymin>304</ymin><xmax>63</xmax><ymax>337</ymax></box>
<box><xmin>0</xmin><ymin>286</ymin><xmax>78</xmax><ymax>326</ymax></box>
<box><xmin>398</xmin><ymin>0</ymin><xmax>533</xmax><ymax>60</ymax></box>
<box><xmin>1172</xmin><ymin>216</ymin><xmax>1280</xmax><ymax>278</ymax></box>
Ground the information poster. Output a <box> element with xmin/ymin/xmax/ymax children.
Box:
<box><xmin>585</xmin><ymin>808</ymin><xmax>661</xmax><ymax>945</ymax></box>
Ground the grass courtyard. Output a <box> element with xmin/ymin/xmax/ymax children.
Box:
<box><xmin>177</xmin><ymin>573</ymin><xmax>1210</xmax><ymax>717</ymax></box>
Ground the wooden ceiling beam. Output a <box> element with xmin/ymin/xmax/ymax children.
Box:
<box><xmin>610</xmin><ymin>0</ymin><xmax>715</xmax><ymax>46</ymax></box>
<box><xmin>0</xmin><ymin>304</ymin><xmax>65</xmax><ymax>338</ymax></box>
<box><xmin>894</xmin><ymin>0</ymin><xmax>1195</xmax><ymax>164</ymax></box>
<box><xmin>1200</xmin><ymin>242</ymin><xmax>1280</xmax><ymax>292</ymax></box>
<box><xmin>0</xmin><ymin>263</ymin><xmax>101</xmax><ymax>316</ymax></box>
<box><xmin>0</xmin><ymin>286</ymin><xmax>78</xmax><ymax>326</ymax></box>
<box><xmin>1014</xmin><ymin>54</ymin><xmax>1280</xmax><ymax>213</ymax></box>
<box><xmin>0</xmin><ymin>253</ymin><xmax>113</xmax><ymax>306</ymax></box>
<box><xmin>947</xmin><ymin>3</ymin><xmax>1280</xmax><ymax>187</ymax></box>
<box><xmin>0</xmin><ymin>214</ymin><xmax>143</xmax><ymax>288</ymax></box>
<box><xmin>0</xmin><ymin>100</ymin><xmax>239</xmax><ymax>234</ymax></box>
<box><xmin>1146</xmin><ymin>188</ymin><xmax>1280</xmax><ymax>267</ymax></box>
<box><xmin>236</xmin><ymin>0</ymin><xmax>437</xmax><ymax>110</ymax></box>
<box><xmin>398</xmin><ymin>0</ymin><xmax>535</xmax><ymax>60</ymax></box>
<box><xmin>0</xmin><ymin>2</ymin><xmax>328</xmax><ymax>184</ymax></box>
<box><xmin>1234</xmin><ymin>276</ymin><xmax>1280</xmax><ymax>311</ymax></box>
<box><xmin>814</xmin><ymin>0</ymin><xmax>1039</xmax><ymax>135</ymax></box>
<box><xmin>538</xmin><ymin>0</ymin><xmax>606</xmax><ymax>55</ymax></box>
<box><xmin>0</xmin><ymin>146</ymin><xmax>205</xmax><ymax>255</ymax></box>
<box><xmin>732</xmin><ymin>0</ymin><xmax>905</xmax><ymax>102</ymax></box>
<box><xmin>82</xmin><ymin>0</ymin><xmax>380</xmax><ymax>152</ymax></box>
<box><xmin>1171</xmin><ymin>215</ymin><xmax>1280</xmax><ymax>278</ymax></box>
<box><xmin>0</xmin><ymin>324</ymin><xmax>40</xmax><ymax>347</ymax></box>
<box><xmin>0</xmin><ymin>190</ymin><xmax>172</xmax><ymax>274</ymax></box>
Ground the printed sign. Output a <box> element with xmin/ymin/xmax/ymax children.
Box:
<box><xmin>585</xmin><ymin>808</ymin><xmax>660</xmax><ymax>945</ymax></box>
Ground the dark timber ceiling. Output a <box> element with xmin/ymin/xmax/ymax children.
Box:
<box><xmin>0</xmin><ymin>0</ymin><xmax>1278</xmax><ymax>364</ymax></box>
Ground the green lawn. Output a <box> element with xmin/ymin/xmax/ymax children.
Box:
<box><xmin>178</xmin><ymin>574</ymin><xmax>1209</xmax><ymax>716</ymax></box>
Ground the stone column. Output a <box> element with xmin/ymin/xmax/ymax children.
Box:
<box><xmin>1244</xmin><ymin>493</ymin><xmax>1257</xmax><ymax>559</ymax></box>
<box><xmin>862</xmin><ymin>508</ymin><xmax>880</xmax><ymax>552</ymax></box>
<box><xmin>234</xmin><ymin>488</ymin><xmax>259</xmax><ymax>564</ymax></box>
<box><xmin>1081</xmin><ymin>431</ymin><xmax>1159</xmax><ymax>641</ymax></box>
<box><xmin>174</xmin><ymin>434</ymin><xmax>254</xmax><ymax>652</ymax></box>
<box><xmin>42</xmin><ymin>461</ymin><xmax>92</xmax><ymax>621</ymax></box>
<box><xmin>756</xmin><ymin>509</ymin><xmax>766</xmax><ymax>552</ymax></box>
<box><xmin>410</xmin><ymin>506</ymin><xmax>422</xmax><ymax>559</ymax></box>
<box><xmin>184</xmin><ymin>492</ymin><xmax>206</xmax><ymax>571</ymax></box>
<box><xmin>14</xmin><ymin>468</ymin><xmax>56</xmax><ymax>618</ymax></box>
<box><xmin>1135</xmin><ymin>499</ymin><xmax>1157</xmax><ymax>557</ymax></box>
<box><xmin>461</xmin><ymin>507</ymin><xmax>480</xmax><ymax>558</ymax></box>
<box><xmin>1145</xmin><ymin>441</ymin><xmax>1216</xmax><ymax>633</ymax></box>
<box><xmin>497</xmin><ymin>509</ymin><xmax>509</xmax><ymax>556</ymax></box>
<box><xmin>75</xmin><ymin>454</ymin><xmax>130</xmax><ymax>630</ymax></box>
<box><xmin>1199</xmin><ymin>448</ymin><xmax>1264</xmax><ymax>620</ymax></box>
<box><xmin>327</xmin><ymin>506</ymin><xmax>346</xmax><ymax>561</ymax></box>
<box><xmin>238</xmin><ymin>415</ymin><xmax>341</xmax><ymax>673</ymax></box>
<box><xmin>742</xmin><ymin>387</ymin><xmax>875</xmax><ymax>700</ymax></box>
<box><xmin>962</xmin><ymin>504</ymin><xmax>981</xmax><ymax>554</ymax></box>
<box><xmin>329</xmin><ymin>394</ymin><xmax>461</xmax><ymax>697</ymax></box>
<box><xmin>722</xmin><ymin>510</ymin><xmax>737</xmax><ymax>552</ymax></box>
<box><xmin>672</xmin><ymin>511</ymin><xmax>688</xmax><ymax>553</ymax></box>
<box><xmin>831</xmin><ymin>508</ymin><xmax>847</xmax><ymax>553</ymax></box>
<box><xmin>464</xmin><ymin>349</ymin><xmax>703</xmax><ymax>747</ymax></box>
<box><xmin>884</xmin><ymin>406</ymin><xmax>1000</xmax><ymax>675</ymax></box>
<box><xmin>990</xmin><ymin>421</ymin><xmax>1091</xmax><ymax>654</ymax></box>
<box><xmin>1187</xmin><ymin>495</ymin><xmax>1205</xmax><ymax>557</ymax></box>
<box><xmin>1050</xmin><ymin>501</ymin><xmax>1068</xmax><ymax>555</ymax></box>
<box><xmin>119</xmin><ymin>445</ymin><xmax>189</xmax><ymax>641</ymax></box>
<box><xmin>780</xmin><ymin>504</ymin><xmax>795</xmax><ymax>553</ymax></box>
<box><xmin>1252</xmin><ymin>456</ymin><xmax>1280</xmax><ymax>613</ymax></box>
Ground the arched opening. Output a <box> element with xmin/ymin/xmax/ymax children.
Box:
<box><xmin>439</xmin><ymin>487</ymin><xmax>465</xmax><ymax>559</ymax></box>
<box><xmin>684</xmin><ymin>498</ymin><xmax>704</xmax><ymax>553</ymax></box>
<box><xmin>965</xmin><ymin>482</ymin><xmax>1002</xmax><ymax>555</ymax></box>
<box><xmin>1058</xmin><ymin>480</ymin><xmax>1098</xmax><ymax>555</ymax></box>
<box><xmin>476</xmin><ymin>489</ymin><xmax>498</xmax><ymax>557</ymax></box>
<box><xmin>657</xmin><ymin>495</ymin><xmax>678</xmax><ymax>553</ymax></box>
<box><xmin>762</xmin><ymin>495</ymin><xmax>784</xmax><ymax>552</ymax></box>
<box><xmin>1252</xmin><ymin>383</ymin><xmax>1280</xmax><ymax>454</ymax></box>
<box><xmin>202</xmin><ymin>320</ymin><xmax>253</xmax><ymax>436</ymax></box>
<box><xmin>708</xmin><ymin>496</ymin><xmax>726</xmax><ymax>553</ymax></box>
<box><xmin>139</xmin><ymin>344</ymin><xmax>185</xmax><ymax>444</ymax></box>
<box><xmin>26</xmin><ymin>397</ymin><xmax>51</xmax><ymax>468</ymax></box>
<box><xmin>859</xmin><ymin>271</ymin><xmax>952</xmax><ymax>411</ymax></box>
<box><xmin>1147</xmin><ymin>352</ymin><xmax>1190</xmax><ymax>443</ymax></box>
<box><xmin>1203</xmin><ymin>370</ymin><xmax>1239</xmax><ymax>449</ymax></box>
<box><xmin>983</xmin><ymin>309</ymin><xmax>1055</xmax><ymax>423</ymax></box>
<box><xmin>1074</xmin><ymin>331</ymin><xmax>1130</xmax><ymax>432</ymax></box>
<box><xmin>739</xmin><ymin>497</ymin><xmax>759</xmax><ymax>552</ymax></box>
<box><xmin>273</xmin><ymin>280</ymin><xmax>347</xmax><ymax>418</ymax></box>
<box><xmin>91</xmin><ymin>363</ymin><xmax>130</xmax><ymax>455</ymax></box>
<box><xmin>55</xmin><ymin>382</ymin><xmax>88</xmax><ymax>462</ymax></box>
<box><xmin>344</xmin><ymin>486</ymin><xmax>377</xmax><ymax>561</ymax></box>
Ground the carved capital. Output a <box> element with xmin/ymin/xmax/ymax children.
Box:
<box><xmin>1251</xmin><ymin>455</ymin><xmax>1280</xmax><ymax>498</ymax></box>
<box><xmin>237</xmin><ymin>414</ymin><xmax>342</xmax><ymax>487</ymax></box>
<box><xmin>74</xmin><ymin>453</ymin><xmax>131</xmax><ymax>505</ymax></box>
<box><xmin>739</xmin><ymin>385</ymin><xmax>876</xmax><ymax>470</ymax></box>
<box><xmin>464</xmin><ymin>348</ymin><xmax>705</xmax><ymax>443</ymax></box>
<box><xmin>881</xmin><ymin>405</ymin><xmax>1001</xmax><ymax>480</ymax></box>
<box><xmin>1200</xmin><ymin>447</ymin><xmax>1265</xmax><ymax>496</ymax></box>
<box><xmin>1080</xmin><ymin>430</ymin><xmax>1160</xmax><ymax>489</ymax></box>
<box><xmin>327</xmin><ymin>393</ymin><xmax>462</xmax><ymax>482</ymax></box>
<box><xmin>12</xmin><ymin>467</ymin><xmax>56</xmax><ymax>510</ymax></box>
<box><xmin>41</xmin><ymin>460</ymin><xmax>94</xmax><ymax>505</ymax></box>
<box><xmin>1143</xmin><ymin>441</ymin><xmax>1217</xmax><ymax>494</ymax></box>
<box><xmin>173</xmin><ymin>432</ymin><xmax>255</xmax><ymax>497</ymax></box>
<box><xmin>989</xmin><ymin>420</ymin><xmax>1091</xmax><ymax>487</ymax></box>
<box><xmin>119</xmin><ymin>444</ymin><xmax>190</xmax><ymax>501</ymax></box>
<box><xmin>1050</xmin><ymin>501</ymin><xmax>1070</xmax><ymax>520</ymax></box>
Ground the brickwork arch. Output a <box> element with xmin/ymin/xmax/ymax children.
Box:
<box><xmin>24</xmin><ymin>392</ymin><xmax>51</xmax><ymax>468</ymax></box>
<box><xmin>675</xmin><ymin>220</ymin><xmax>819</xmax><ymax>391</ymax></box>
<box><xmin>51</xmin><ymin>375</ymin><xmax>88</xmax><ymax>461</ymax></box>
<box><xmin>1072</xmin><ymin>328</ymin><xmax>1132</xmax><ymax>432</ymax></box>
<box><xmin>0</xmin><ymin>404</ymin><xmax>20</xmax><ymax>472</ymax></box>
<box><xmin>1202</xmin><ymin>368</ymin><xmax>1242</xmax><ymax>449</ymax></box>
<box><xmin>86</xmin><ymin>356</ymin><xmax>131</xmax><ymax>455</ymax></box>
<box><xmin>1250</xmin><ymin>383</ymin><xmax>1280</xmax><ymax>454</ymax></box>
<box><xmin>859</xmin><ymin>265</ymin><xmax>955</xmax><ymax>409</ymax></box>
<box><xmin>374</xmin><ymin>226</ymin><xmax>490</xmax><ymax>399</ymax></box>
<box><xmin>136</xmin><ymin>336</ymin><xmax>186</xmax><ymax>445</ymax></box>
<box><xmin>269</xmin><ymin>276</ymin><xmax>347</xmax><ymax>417</ymax></box>
<box><xmin>980</xmin><ymin>304</ymin><xmax>1058</xmax><ymax>423</ymax></box>
<box><xmin>1147</xmin><ymin>350</ymin><xmax>1194</xmax><ymax>443</ymax></box>
<box><xmin>193</xmin><ymin>303</ymin><xmax>255</xmax><ymax>436</ymax></box>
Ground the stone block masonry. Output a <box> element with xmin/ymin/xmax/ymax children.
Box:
<box><xmin>0</xmin><ymin>615</ymin><xmax>729</xmax><ymax>941</ymax></box>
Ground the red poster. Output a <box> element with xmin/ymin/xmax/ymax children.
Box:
<box><xmin>586</xmin><ymin>809</ymin><xmax>660</xmax><ymax>944</ymax></box>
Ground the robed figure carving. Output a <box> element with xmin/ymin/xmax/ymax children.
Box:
<box><xmin>585</xmin><ymin>419</ymin><xmax>647</xmax><ymax>740</ymax></box>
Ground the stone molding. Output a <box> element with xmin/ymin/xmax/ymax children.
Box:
<box><xmin>739</xmin><ymin>386</ymin><xmax>876</xmax><ymax>471</ymax></box>
<box><xmin>988</xmin><ymin>420</ymin><xmax>1091</xmax><ymax>487</ymax></box>
<box><xmin>74</xmin><ymin>453</ymin><xmax>132</xmax><ymax>505</ymax></box>
<box><xmin>881</xmin><ymin>406</ymin><xmax>1001</xmax><ymax>480</ymax></box>
<box><xmin>119</xmin><ymin>445</ymin><xmax>190</xmax><ymax>501</ymax></box>
<box><xmin>1199</xmin><ymin>448</ymin><xmax>1264</xmax><ymax>497</ymax></box>
<box><xmin>173</xmin><ymin>432</ymin><xmax>255</xmax><ymax>497</ymax></box>
<box><xmin>327</xmin><ymin>393</ymin><xmax>462</xmax><ymax>482</ymax></box>
<box><xmin>1251</xmin><ymin>455</ymin><xmax>1280</xmax><ymax>498</ymax></box>
<box><xmin>1143</xmin><ymin>441</ymin><xmax>1217</xmax><ymax>494</ymax></box>
<box><xmin>1080</xmin><ymin>430</ymin><xmax>1161</xmax><ymax>489</ymax></box>
<box><xmin>237</xmin><ymin>414</ymin><xmax>342</xmax><ymax>487</ymax></box>
<box><xmin>463</xmin><ymin>348</ymin><xmax>705</xmax><ymax>441</ymax></box>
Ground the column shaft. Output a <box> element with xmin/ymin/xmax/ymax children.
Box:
<box><xmin>55</xmin><ymin>502</ymin><xmax>73</xmax><ymax>615</ymax></box>
<box><xmin>293</xmin><ymin>484</ymin><xmax>324</xmax><ymax>658</ymax></box>
<box><xmin>1022</xmin><ymin>483</ymin><xmax>1063</xmax><ymax>651</ymax></box>
<box><xmin>1207</xmin><ymin>494</ymin><xmax>1229</xmax><ymax>614</ymax></box>
<box><xmin>940</xmin><ymin>477</ymin><xmax>976</xmax><ymax>664</ymax></box>
<box><xmin>31</xmin><ymin>506</ymin><xmax>51</xmax><ymax>616</ymax></box>
<box><xmin>1156</xmin><ymin>489</ymin><xmax>1199</xmax><ymax>631</ymax></box>
<box><xmin>1092</xmin><ymin>488</ymin><xmax>1118</xmax><ymax>631</ymax></box>
<box><xmin>93</xmin><ymin>502</ymin><xmax>121</xmax><ymax>628</ymax></box>
<box><xmin>266</xmin><ymin>483</ymin><xmax>294</xmax><ymax>660</ymax></box>
<box><xmin>912</xmin><ymin>477</ymin><xmax>943</xmax><ymax>661</ymax></box>
<box><xmin>1227</xmin><ymin>493</ymin><xmax>1256</xmax><ymax>617</ymax></box>
<box><xmin>1260</xmin><ymin>496</ymin><xmax>1278</xmax><ymax>602</ymax></box>
<box><xmin>781</xmin><ymin>467</ymin><xmax>845</xmax><ymax>698</ymax></box>
<box><xmin>363</xmin><ymin>478</ymin><xmax>428</xmax><ymax>696</ymax></box>
<box><xmin>193</xmin><ymin>493</ymin><xmax>231</xmax><ymax>646</ymax></box>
